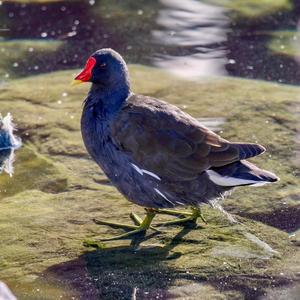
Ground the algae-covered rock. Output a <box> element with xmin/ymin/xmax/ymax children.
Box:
<box><xmin>0</xmin><ymin>39</ymin><xmax>64</xmax><ymax>79</ymax></box>
<box><xmin>0</xmin><ymin>66</ymin><xmax>299</xmax><ymax>298</ymax></box>
<box><xmin>205</xmin><ymin>0</ymin><xmax>292</xmax><ymax>19</ymax></box>
<box><xmin>0</xmin><ymin>190</ymin><xmax>297</xmax><ymax>299</ymax></box>
<box><xmin>268</xmin><ymin>31</ymin><xmax>300</xmax><ymax>57</ymax></box>
<box><xmin>1</xmin><ymin>0</ymin><xmax>75</xmax><ymax>3</ymax></box>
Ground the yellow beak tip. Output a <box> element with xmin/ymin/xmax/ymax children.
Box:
<box><xmin>71</xmin><ymin>79</ymin><xmax>84</xmax><ymax>86</ymax></box>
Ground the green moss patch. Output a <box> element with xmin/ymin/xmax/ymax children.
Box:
<box><xmin>206</xmin><ymin>0</ymin><xmax>292</xmax><ymax>19</ymax></box>
<box><xmin>0</xmin><ymin>39</ymin><xmax>64</xmax><ymax>79</ymax></box>
<box><xmin>268</xmin><ymin>31</ymin><xmax>300</xmax><ymax>57</ymax></box>
<box><xmin>0</xmin><ymin>66</ymin><xmax>299</xmax><ymax>298</ymax></box>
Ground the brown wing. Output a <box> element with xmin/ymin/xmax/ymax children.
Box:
<box><xmin>111</xmin><ymin>95</ymin><xmax>265</xmax><ymax>181</ymax></box>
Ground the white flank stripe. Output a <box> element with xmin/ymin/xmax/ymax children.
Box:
<box><xmin>175</xmin><ymin>201</ymin><xmax>185</xmax><ymax>205</ymax></box>
<box><xmin>154</xmin><ymin>188</ymin><xmax>174</xmax><ymax>205</ymax></box>
<box><xmin>131</xmin><ymin>163</ymin><xmax>161</xmax><ymax>180</ymax></box>
<box><xmin>141</xmin><ymin>169</ymin><xmax>161</xmax><ymax>180</ymax></box>
<box><xmin>131</xmin><ymin>163</ymin><xmax>143</xmax><ymax>175</ymax></box>
<box><xmin>206</xmin><ymin>170</ymin><xmax>269</xmax><ymax>187</ymax></box>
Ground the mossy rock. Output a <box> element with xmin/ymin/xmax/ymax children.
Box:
<box><xmin>0</xmin><ymin>66</ymin><xmax>299</xmax><ymax>298</ymax></box>
<box><xmin>0</xmin><ymin>65</ymin><xmax>298</xmax><ymax>224</ymax></box>
<box><xmin>1</xmin><ymin>0</ymin><xmax>75</xmax><ymax>3</ymax></box>
<box><xmin>0</xmin><ymin>145</ymin><xmax>68</xmax><ymax>198</ymax></box>
<box><xmin>205</xmin><ymin>0</ymin><xmax>292</xmax><ymax>18</ymax></box>
<box><xmin>268</xmin><ymin>31</ymin><xmax>300</xmax><ymax>57</ymax></box>
<box><xmin>0</xmin><ymin>39</ymin><xmax>64</xmax><ymax>79</ymax></box>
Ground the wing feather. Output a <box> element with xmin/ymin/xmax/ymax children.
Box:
<box><xmin>111</xmin><ymin>95</ymin><xmax>265</xmax><ymax>181</ymax></box>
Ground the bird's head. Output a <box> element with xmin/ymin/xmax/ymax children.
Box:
<box><xmin>73</xmin><ymin>48</ymin><xmax>130</xmax><ymax>89</ymax></box>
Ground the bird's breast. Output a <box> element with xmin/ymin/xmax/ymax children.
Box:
<box><xmin>81</xmin><ymin>105</ymin><xmax>125</xmax><ymax>179</ymax></box>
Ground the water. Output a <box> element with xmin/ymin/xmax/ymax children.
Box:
<box><xmin>0</xmin><ymin>1</ymin><xmax>299</xmax><ymax>299</ymax></box>
<box><xmin>1</xmin><ymin>0</ymin><xmax>300</xmax><ymax>82</ymax></box>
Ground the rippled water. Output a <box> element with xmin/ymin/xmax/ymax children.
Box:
<box><xmin>0</xmin><ymin>1</ymin><xmax>300</xmax><ymax>299</ymax></box>
<box><xmin>1</xmin><ymin>0</ymin><xmax>300</xmax><ymax>82</ymax></box>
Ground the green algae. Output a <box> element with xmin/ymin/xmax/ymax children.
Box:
<box><xmin>0</xmin><ymin>66</ymin><xmax>299</xmax><ymax>298</ymax></box>
<box><xmin>268</xmin><ymin>31</ymin><xmax>300</xmax><ymax>57</ymax></box>
<box><xmin>0</xmin><ymin>145</ymin><xmax>68</xmax><ymax>198</ymax></box>
<box><xmin>1</xmin><ymin>0</ymin><xmax>76</xmax><ymax>2</ymax></box>
<box><xmin>0</xmin><ymin>39</ymin><xmax>64</xmax><ymax>79</ymax></box>
<box><xmin>205</xmin><ymin>0</ymin><xmax>292</xmax><ymax>19</ymax></box>
<box><xmin>0</xmin><ymin>193</ymin><xmax>295</xmax><ymax>299</ymax></box>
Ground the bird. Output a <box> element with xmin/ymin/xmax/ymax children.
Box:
<box><xmin>73</xmin><ymin>48</ymin><xmax>279</xmax><ymax>241</ymax></box>
<box><xmin>0</xmin><ymin>113</ymin><xmax>21</xmax><ymax>176</ymax></box>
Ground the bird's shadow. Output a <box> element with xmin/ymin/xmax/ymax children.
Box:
<box><xmin>42</xmin><ymin>221</ymin><xmax>291</xmax><ymax>300</ymax></box>
<box><xmin>44</xmin><ymin>223</ymin><xmax>202</xmax><ymax>299</ymax></box>
<box><xmin>85</xmin><ymin>219</ymin><xmax>200</xmax><ymax>249</ymax></box>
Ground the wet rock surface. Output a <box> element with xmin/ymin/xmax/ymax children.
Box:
<box><xmin>0</xmin><ymin>66</ymin><xmax>299</xmax><ymax>299</ymax></box>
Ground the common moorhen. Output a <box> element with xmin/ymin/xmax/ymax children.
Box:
<box><xmin>74</xmin><ymin>49</ymin><xmax>279</xmax><ymax>240</ymax></box>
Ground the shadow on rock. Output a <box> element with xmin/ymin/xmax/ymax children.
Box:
<box><xmin>44</xmin><ymin>225</ymin><xmax>207</xmax><ymax>299</ymax></box>
<box><xmin>43</xmin><ymin>220</ymin><xmax>299</xmax><ymax>300</ymax></box>
<box><xmin>237</xmin><ymin>204</ymin><xmax>300</xmax><ymax>233</ymax></box>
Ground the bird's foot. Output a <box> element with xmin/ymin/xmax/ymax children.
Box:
<box><xmin>91</xmin><ymin>209</ymin><xmax>157</xmax><ymax>241</ymax></box>
<box><xmin>130</xmin><ymin>212</ymin><xmax>160</xmax><ymax>232</ymax></box>
<box><xmin>154</xmin><ymin>207</ymin><xmax>207</xmax><ymax>227</ymax></box>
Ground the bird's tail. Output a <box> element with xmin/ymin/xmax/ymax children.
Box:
<box><xmin>206</xmin><ymin>160</ymin><xmax>279</xmax><ymax>187</ymax></box>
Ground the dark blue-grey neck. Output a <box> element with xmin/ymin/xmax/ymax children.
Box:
<box><xmin>86</xmin><ymin>80</ymin><xmax>130</xmax><ymax>116</ymax></box>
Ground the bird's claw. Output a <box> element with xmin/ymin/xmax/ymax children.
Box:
<box><xmin>154</xmin><ymin>207</ymin><xmax>207</xmax><ymax>226</ymax></box>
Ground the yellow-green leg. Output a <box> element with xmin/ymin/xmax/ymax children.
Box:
<box><xmin>92</xmin><ymin>209</ymin><xmax>156</xmax><ymax>241</ymax></box>
<box><xmin>130</xmin><ymin>212</ymin><xmax>160</xmax><ymax>232</ymax></box>
<box><xmin>155</xmin><ymin>206</ymin><xmax>207</xmax><ymax>226</ymax></box>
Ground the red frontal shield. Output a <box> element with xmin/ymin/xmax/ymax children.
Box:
<box><xmin>74</xmin><ymin>56</ymin><xmax>96</xmax><ymax>82</ymax></box>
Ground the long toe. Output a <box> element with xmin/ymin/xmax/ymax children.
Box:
<box><xmin>90</xmin><ymin>210</ymin><xmax>157</xmax><ymax>241</ymax></box>
<box><xmin>93</xmin><ymin>218</ymin><xmax>139</xmax><ymax>230</ymax></box>
<box><xmin>156</xmin><ymin>208</ymin><xmax>194</xmax><ymax>217</ymax></box>
<box><xmin>99</xmin><ymin>227</ymin><xmax>148</xmax><ymax>241</ymax></box>
<box><xmin>155</xmin><ymin>215</ymin><xmax>198</xmax><ymax>227</ymax></box>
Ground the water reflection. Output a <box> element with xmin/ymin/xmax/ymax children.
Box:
<box><xmin>1</xmin><ymin>0</ymin><xmax>300</xmax><ymax>83</ymax></box>
<box><xmin>0</xmin><ymin>281</ymin><xmax>16</xmax><ymax>300</ymax></box>
<box><xmin>153</xmin><ymin>0</ymin><xmax>228</xmax><ymax>77</ymax></box>
<box><xmin>0</xmin><ymin>113</ymin><xmax>21</xmax><ymax>176</ymax></box>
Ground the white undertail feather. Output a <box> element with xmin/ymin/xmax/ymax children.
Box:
<box><xmin>206</xmin><ymin>169</ymin><xmax>270</xmax><ymax>187</ymax></box>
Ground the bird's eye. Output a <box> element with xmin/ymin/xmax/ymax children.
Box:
<box><xmin>99</xmin><ymin>63</ymin><xmax>107</xmax><ymax>68</ymax></box>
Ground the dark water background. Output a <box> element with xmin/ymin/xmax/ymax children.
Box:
<box><xmin>1</xmin><ymin>0</ymin><xmax>300</xmax><ymax>84</ymax></box>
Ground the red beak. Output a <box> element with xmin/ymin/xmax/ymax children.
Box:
<box><xmin>73</xmin><ymin>56</ymin><xmax>96</xmax><ymax>84</ymax></box>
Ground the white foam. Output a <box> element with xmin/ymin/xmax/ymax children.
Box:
<box><xmin>0</xmin><ymin>113</ymin><xmax>22</xmax><ymax>149</ymax></box>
